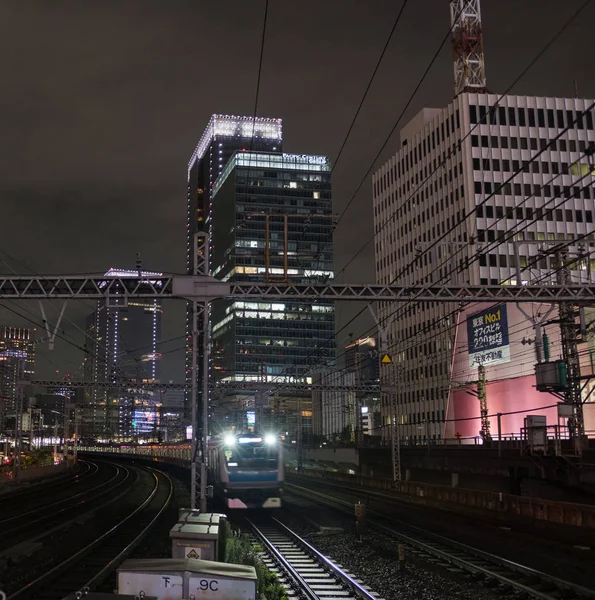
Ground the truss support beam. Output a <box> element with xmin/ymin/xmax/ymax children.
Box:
<box><xmin>450</xmin><ymin>0</ymin><xmax>488</xmax><ymax>96</ymax></box>
<box><xmin>0</xmin><ymin>275</ymin><xmax>593</xmax><ymax>303</ymax></box>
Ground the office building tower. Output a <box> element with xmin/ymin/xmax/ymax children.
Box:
<box><xmin>0</xmin><ymin>326</ymin><xmax>36</xmax><ymax>431</ymax></box>
<box><xmin>312</xmin><ymin>369</ymin><xmax>355</xmax><ymax>440</ymax></box>
<box><xmin>345</xmin><ymin>337</ymin><xmax>380</xmax><ymax>382</ymax></box>
<box><xmin>345</xmin><ymin>336</ymin><xmax>380</xmax><ymax>437</ymax></box>
<box><xmin>373</xmin><ymin>94</ymin><xmax>595</xmax><ymax>442</ymax></box>
<box><xmin>185</xmin><ymin>115</ymin><xmax>283</xmax><ymax>418</ymax></box>
<box><xmin>209</xmin><ymin>150</ymin><xmax>335</xmax><ymax>427</ymax></box>
<box><xmin>83</xmin><ymin>268</ymin><xmax>162</xmax><ymax>438</ymax></box>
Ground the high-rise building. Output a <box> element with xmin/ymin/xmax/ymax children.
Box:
<box><xmin>0</xmin><ymin>326</ymin><xmax>36</xmax><ymax>431</ymax></box>
<box><xmin>209</xmin><ymin>150</ymin><xmax>335</xmax><ymax>429</ymax></box>
<box><xmin>345</xmin><ymin>336</ymin><xmax>380</xmax><ymax>437</ymax></box>
<box><xmin>312</xmin><ymin>369</ymin><xmax>354</xmax><ymax>440</ymax></box>
<box><xmin>185</xmin><ymin>115</ymin><xmax>283</xmax><ymax>419</ymax></box>
<box><xmin>372</xmin><ymin>94</ymin><xmax>595</xmax><ymax>443</ymax></box>
<box><xmin>83</xmin><ymin>268</ymin><xmax>162</xmax><ymax>438</ymax></box>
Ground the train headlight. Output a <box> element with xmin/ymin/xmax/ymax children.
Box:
<box><xmin>264</xmin><ymin>434</ymin><xmax>276</xmax><ymax>446</ymax></box>
<box><xmin>223</xmin><ymin>433</ymin><xmax>236</xmax><ymax>447</ymax></box>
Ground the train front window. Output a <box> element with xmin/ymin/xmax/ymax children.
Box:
<box><xmin>225</xmin><ymin>443</ymin><xmax>277</xmax><ymax>468</ymax></box>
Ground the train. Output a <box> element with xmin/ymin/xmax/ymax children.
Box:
<box><xmin>207</xmin><ymin>431</ymin><xmax>283</xmax><ymax>509</ymax></box>
<box><xmin>80</xmin><ymin>433</ymin><xmax>284</xmax><ymax>510</ymax></box>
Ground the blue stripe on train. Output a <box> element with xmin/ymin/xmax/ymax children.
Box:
<box><xmin>228</xmin><ymin>470</ymin><xmax>278</xmax><ymax>482</ymax></box>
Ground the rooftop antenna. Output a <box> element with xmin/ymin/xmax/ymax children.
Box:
<box><xmin>136</xmin><ymin>252</ymin><xmax>143</xmax><ymax>277</ymax></box>
<box><xmin>450</xmin><ymin>0</ymin><xmax>488</xmax><ymax>96</ymax></box>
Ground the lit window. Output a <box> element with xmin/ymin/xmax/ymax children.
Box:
<box><xmin>313</xmin><ymin>191</ymin><xmax>320</xmax><ymax>199</ymax></box>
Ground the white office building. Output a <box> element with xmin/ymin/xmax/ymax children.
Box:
<box><xmin>372</xmin><ymin>93</ymin><xmax>595</xmax><ymax>443</ymax></box>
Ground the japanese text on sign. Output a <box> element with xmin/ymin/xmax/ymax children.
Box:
<box><xmin>467</xmin><ymin>305</ymin><xmax>511</xmax><ymax>368</ymax></box>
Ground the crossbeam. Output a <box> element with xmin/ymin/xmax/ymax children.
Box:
<box><xmin>0</xmin><ymin>275</ymin><xmax>594</xmax><ymax>302</ymax></box>
<box><xmin>22</xmin><ymin>380</ymin><xmax>186</xmax><ymax>391</ymax></box>
<box><xmin>23</xmin><ymin>379</ymin><xmax>382</xmax><ymax>394</ymax></box>
<box><xmin>212</xmin><ymin>381</ymin><xmax>382</xmax><ymax>393</ymax></box>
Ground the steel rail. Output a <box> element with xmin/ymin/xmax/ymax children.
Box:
<box><xmin>74</xmin><ymin>468</ymin><xmax>174</xmax><ymax>596</ymax></box>
<box><xmin>0</xmin><ymin>462</ymin><xmax>121</xmax><ymax>527</ymax></box>
<box><xmin>286</xmin><ymin>482</ymin><xmax>595</xmax><ymax>600</ymax></box>
<box><xmin>271</xmin><ymin>517</ymin><xmax>379</xmax><ymax>600</ymax></box>
<box><xmin>6</xmin><ymin>467</ymin><xmax>171</xmax><ymax>600</ymax></box>
<box><xmin>247</xmin><ymin>518</ymin><xmax>320</xmax><ymax>600</ymax></box>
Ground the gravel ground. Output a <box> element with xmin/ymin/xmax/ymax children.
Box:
<box><xmin>287</xmin><ymin>477</ymin><xmax>595</xmax><ymax>590</ymax></box>
<box><xmin>281</xmin><ymin>495</ymin><xmax>522</xmax><ymax>600</ymax></box>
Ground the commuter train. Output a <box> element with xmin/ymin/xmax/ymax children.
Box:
<box><xmin>207</xmin><ymin>432</ymin><xmax>283</xmax><ymax>509</ymax></box>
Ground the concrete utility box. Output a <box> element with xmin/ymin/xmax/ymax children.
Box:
<box><xmin>525</xmin><ymin>415</ymin><xmax>547</xmax><ymax>453</ymax></box>
<box><xmin>118</xmin><ymin>558</ymin><xmax>257</xmax><ymax>600</ymax></box>
<box><xmin>170</xmin><ymin>522</ymin><xmax>219</xmax><ymax>560</ymax></box>
<box><xmin>178</xmin><ymin>509</ymin><xmax>225</xmax><ymax>525</ymax></box>
<box><xmin>183</xmin><ymin>513</ymin><xmax>223</xmax><ymax>527</ymax></box>
<box><xmin>65</xmin><ymin>595</ymin><xmax>158</xmax><ymax>600</ymax></box>
<box><xmin>178</xmin><ymin>507</ymin><xmax>200</xmax><ymax>521</ymax></box>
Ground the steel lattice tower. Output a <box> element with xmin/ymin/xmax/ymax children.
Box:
<box><xmin>450</xmin><ymin>0</ymin><xmax>488</xmax><ymax>96</ymax></box>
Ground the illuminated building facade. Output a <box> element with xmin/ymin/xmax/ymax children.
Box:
<box><xmin>0</xmin><ymin>326</ymin><xmax>36</xmax><ymax>431</ymax></box>
<box><xmin>185</xmin><ymin>115</ymin><xmax>283</xmax><ymax>418</ymax></box>
<box><xmin>373</xmin><ymin>94</ymin><xmax>595</xmax><ymax>442</ymax></box>
<box><xmin>83</xmin><ymin>268</ymin><xmax>162</xmax><ymax>438</ymax></box>
<box><xmin>210</xmin><ymin>151</ymin><xmax>335</xmax><ymax>422</ymax></box>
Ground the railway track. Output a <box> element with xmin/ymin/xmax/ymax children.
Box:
<box><xmin>0</xmin><ymin>460</ymin><xmax>94</xmax><ymax>507</ymax></box>
<box><xmin>0</xmin><ymin>462</ymin><xmax>129</xmax><ymax>546</ymax></box>
<box><xmin>286</xmin><ymin>482</ymin><xmax>595</xmax><ymax>600</ymax></box>
<box><xmin>4</xmin><ymin>466</ymin><xmax>173</xmax><ymax>600</ymax></box>
<box><xmin>248</xmin><ymin>516</ymin><xmax>383</xmax><ymax>600</ymax></box>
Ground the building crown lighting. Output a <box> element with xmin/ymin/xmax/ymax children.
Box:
<box><xmin>188</xmin><ymin>114</ymin><xmax>283</xmax><ymax>176</ymax></box>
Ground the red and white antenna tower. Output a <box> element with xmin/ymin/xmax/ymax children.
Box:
<box><xmin>450</xmin><ymin>0</ymin><xmax>488</xmax><ymax>96</ymax></box>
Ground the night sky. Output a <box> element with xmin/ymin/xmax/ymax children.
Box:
<box><xmin>0</xmin><ymin>0</ymin><xmax>593</xmax><ymax>382</ymax></box>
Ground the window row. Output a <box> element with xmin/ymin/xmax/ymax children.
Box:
<box><xmin>474</xmin><ymin>181</ymin><xmax>593</xmax><ymax>200</ymax></box>
<box><xmin>476</xmin><ymin>205</ymin><xmax>593</xmax><ymax>223</ymax></box>
<box><xmin>471</xmin><ymin>134</ymin><xmax>591</xmax><ymax>153</ymax></box>
<box><xmin>470</xmin><ymin>104</ymin><xmax>594</xmax><ymax>130</ymax></box>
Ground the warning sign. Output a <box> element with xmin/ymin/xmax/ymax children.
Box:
<box><xmin>381</xmin><ymin>354</ymin><xmax>392</xmax><ymax>365</ymax></box>
<box><xmin>186</xmin><ymin>548</ymin><xmax>201</xmax><ymax>559</ymax></box>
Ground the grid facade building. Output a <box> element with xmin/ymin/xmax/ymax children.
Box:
<box><xmin>210</xmin><ymin>151</ymin><xmax>335</xmax><ymax>425</ymax></box>
<box><xmin>83</xmin><ymin>269</ymin><xmax>162</xmax><ymax>438</ymax></box>
<box><xmin>185</xmin><ymin>115</ymin><xmax>283</xmax><ymax>418</ymax></box>
<box><xmin>372</xmin><ymin>93</ymin><xmax>595</xmax><ymax>442</ymax></box>
<box><xmin>0</xmin><ymin>327</ymin><xmax>35</xmax><ymax>431</ymax></box>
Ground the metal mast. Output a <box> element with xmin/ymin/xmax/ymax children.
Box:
<box><xmin>556</xmin><ymin>250</ymin><xmax>584</xmax><ymax>451</ymax></box>
<box><xmin>450</xmin><ymin>0</ymin><xmax>488</xmax><ymax>96</ymax></box>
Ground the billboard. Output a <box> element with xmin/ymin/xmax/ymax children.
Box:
<box><xmin>467</xmin><ymin>305</ymin><xmax>510</xmax><ymax>368</ymax></box>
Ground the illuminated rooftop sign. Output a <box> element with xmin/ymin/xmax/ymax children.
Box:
<box><xmin>104</xmin><ymin>268</ymin><xmax>163</xmax><ymax>278</ymax></box>
<box><xmin>212</xmin><ymin>151</ymin><xmax>331</xmax><ymax>197</ymax></box>
<box><xmin>188</xmin><ymin>114</ymin><xmax>283</xmax><ymax>175</ymax></box>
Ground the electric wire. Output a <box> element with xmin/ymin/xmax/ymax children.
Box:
<box><xmin>334</xmin><ymin>0</ymin><xmax>594</xmax><ymax>282</ymax></box>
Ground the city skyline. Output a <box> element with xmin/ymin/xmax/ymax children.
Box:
<box><xmin>0</xmin><ymin>1</ymin><xmax>593</xmax><ymax>387</ymax></box>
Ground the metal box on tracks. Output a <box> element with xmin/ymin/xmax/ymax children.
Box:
<box><xmin>117</xmin><ymin>557</ymin><xmax>257</xmax><ymax>600</ymax></box>
<box><xmin>170</xmin><ymin>522</ymin><xmax>220</xmax><ymax>560</ymax></box>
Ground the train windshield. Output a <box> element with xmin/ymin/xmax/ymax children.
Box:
<box><xmin>225</xmin><ymin>443</ymin><xmax>278</xmax><ymax>468</ymax></box>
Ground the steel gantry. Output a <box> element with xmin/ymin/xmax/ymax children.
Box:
<box><xmin>7</xmin><ymin>268</ymin><xmax>595</xmax><ymax>510</ymax></box>
<box><xmin>0</xmin><ymin>275</ymin><xmax>594</xmax><ymax>303</ymax></box>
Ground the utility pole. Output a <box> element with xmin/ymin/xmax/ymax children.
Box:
<box><xmin>367</xmin><ymin>305</ymin><xmax>401</xmax><ymax>482</ymax></box>
<box><xmin>556</xmin><ymin>250</ymin><xmax>584</xmax><ymax>452</ymax></box>
<box><xmin>477</xmin><ymin>365</ymin><xmax>490</xmax><ymax>441</ymax></box>
<box><xmin>190</xmin><ymin>233</ymin><xmax>210</xmax><ymax>511</ymax></box>
<box><xmin>14</xmin><ymin>384</ymin><xmax>24</xmax><ymax>484</ymax></box>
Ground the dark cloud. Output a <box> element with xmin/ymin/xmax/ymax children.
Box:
<box><xmin>0</xmin><ymin>0</ymin><xmax>593</xmax><ymax>379</ymax></box>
